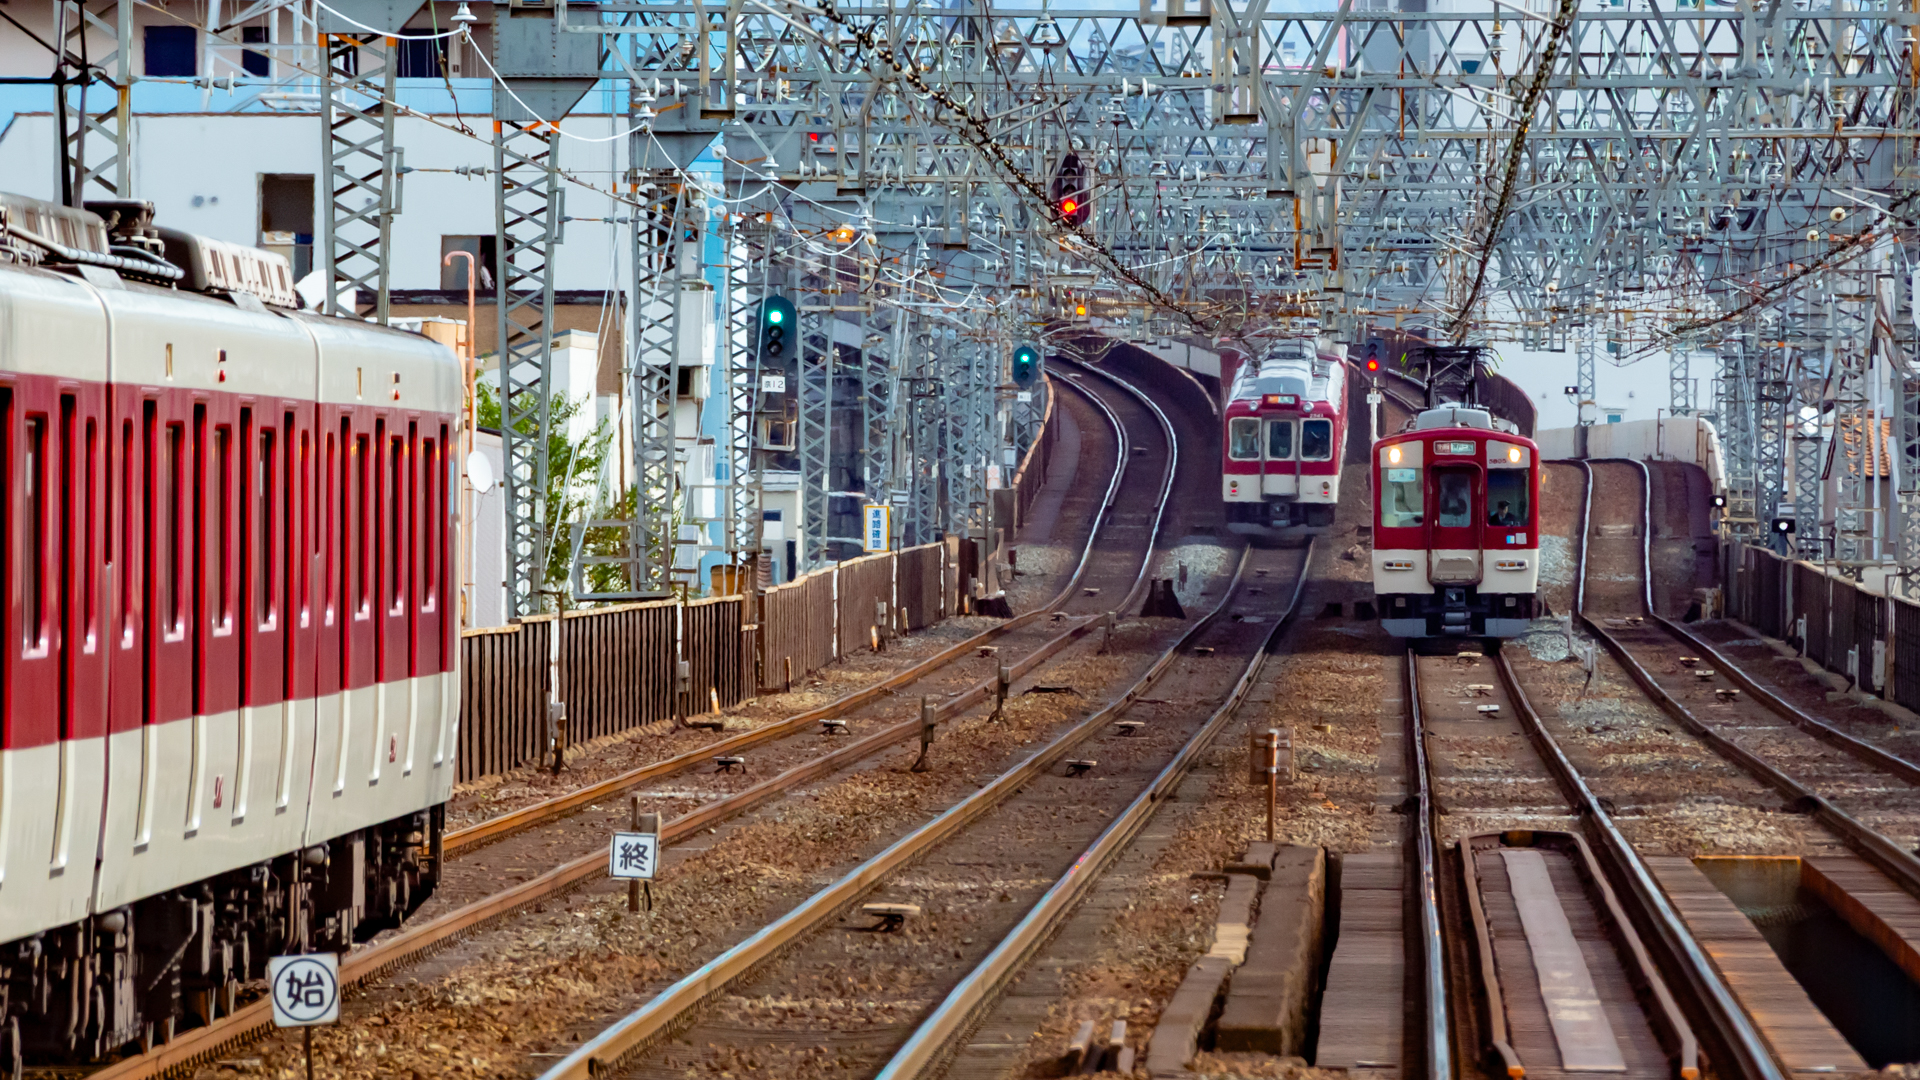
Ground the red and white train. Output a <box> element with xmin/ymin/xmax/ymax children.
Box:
<box><xmin>0</xmin><ymin>193</ymin><xmax>460</xmax><ymax>1064</ymax></box>
<box><xmin>1371</xmin><ymin>404</ymin><xmax>1541</xmax><ymax>637</ymax></box>
<box><xmin>1221</xmin><ymin>339</ymin><xmax>1349</xmax><ymax>530</ymax></box>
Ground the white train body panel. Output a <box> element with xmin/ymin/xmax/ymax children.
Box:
<box><xmin>0</xmin><ymin>258</ymin><xmax>460</xmax><ymax>961</ymax></box>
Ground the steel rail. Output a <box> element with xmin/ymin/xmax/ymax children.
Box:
<box><xmin>444</xmin><ymin>371</ymin><xmax>1138</xmax><ymax>857</ymax></box>
<box><xmin>534</xmin><ymin>542</ymin><xmax>1268</xmax><ymax>1080</ymax></box>
<box><xmin>81</xmin><ymin>373</ymin><xmax>1171</xmax><ymax>1080</ymax></box>
<box><xmin>1585</xmin><ymin>457</ymin><xmax>1920</xmax><ymax>888</ymax></box>
<box><xmin>1565</xmin><ymin>458</ymin><xmax>1789</xmax><ymax>1080</ymax></box>
<box><xmin>1051</xmin><ymin>357</ymin><xmax>1183</xmax><ymax>614</ymax></box>
<box><xmin>1650</xmin><ymin>614</ymin><xmax>1920</xmax><ymax>787</ymax></box>
<box><xmin>1404</xmin><ymin>651</ymin><xmax>1455</xmax><ymax>1080</ymax></box>
<box><xmin>873</xmin><ymin>541</ymin><xmax>1316</xmax><ymax>1080</ymax></box>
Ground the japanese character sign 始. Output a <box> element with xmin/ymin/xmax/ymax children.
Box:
<box><xmin>268</xmin><ymin>953</ymin><xmax>340</xmax><ymax>1027</ymax></box>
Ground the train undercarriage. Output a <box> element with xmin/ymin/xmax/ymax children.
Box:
<box><xmin>1226</xmin><ymin>498</ymin><xmax>1337</xmax><ymax>530</ymax></box>
<box><xmin>0</xmin><ymin>808</ymin><xmax>440</xmax><ymax>1073</ymax></box>
<box><xmin>1378</xmin><ymin>586</ymin><xmax>1538</xmax><ymax>638</ymax></box>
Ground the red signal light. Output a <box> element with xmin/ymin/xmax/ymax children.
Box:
<box><xmin>1061</xmin><ymin>198</ymin><xmax>1078</xmax><ymax>216</ymax></box>
<box><xmin>1366</xmin><ymin>357</ymin><xmax>1380</xmax><ymax>372</ymax></box>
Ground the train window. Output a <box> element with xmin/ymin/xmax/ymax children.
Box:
<box><xmin>325</xmin><ymin>430</ymin><xmax>338</xmax><ymax>625</ymax></box>
<box><xmin>389</xmin><ymin>434</ymin><xmax>405</xmax><ymax>614</ymax></box>
<box><xmin>1381</xmin><ymin>467</ymin><xmax>1422</xmax><ymax>527</ymax></box>
<box><xmin>1228</xmin><ymin>418</ymin><xmax>1260</xmax><ymax>460</ymax></box>
<box><xmin>166</xmin><ymin>422</ymin><xmax>184</xmax><ymax>635</ymax></box>
<box><xmin>439</xmin><ymin>423</ymin><xmax>450</xmax><ymax>616</ymax></box>
<box><xmin>59</xmin><ymin>398</ymin><xmax>74</xmax><ymax>735</ymax></box>
<box><xmin>421</xmin><ymin>436</ymin><xmax>437</xmax><ymax>609</ymax></box>
<box><xmin>191</xmin><ymin>405</ymin><xmax>207</xmax><ymax>711</ymax></box>
<box><xmin>23</xmin><ymin>415</ymin><xmax>44</xmax><ymax>652</ymax></box>
<box><xmin>356</xmin><ymin>432</ymin><xmax>371</xmax><ymax>616</ymax></box>
<box><xmin>1266</xmin><ymin>420</ymin><xmax>1293</xmax><ymax>459</ymax></box>
<box><xmin>294</xmin><ymin>421</ymin><xmax>307</xmax><ymax>630</ymax></box>
<box><xmin>257</xmin><ymin>426</ymin><xmax>276</xmax><ymax>626</ymax></box>
<box><xmin>1300</xmin><ymin>419</ymin><xmax>1333</xmax><ymax>461</ymax></box>
<box><xmin>1487</xmin><ymin>469</ymin><xmax>1529</xmax><ymax>528</ymax></box>
<box><xmin>216</xmin><ymin>423</ymin><xmax>232</xmax><ymax>631</ymax></box>
<box><xmin>83</xmin><ymin>414</ymin><xmax>96</xmax><ymax>647</ymax></box>
<box><xmin>123</xmin><ymin>415</ymin><xmax>137</xmax><ymax>646</ymax></box>
<box><xmin>1435</xmin><ymin>469</ymin><xmax>1473</xmax><ymax>529</ymax></box>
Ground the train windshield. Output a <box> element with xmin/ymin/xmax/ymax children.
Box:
<box><xmin>1382</xmin><ymin>466</ymin><xmax>1422</xmax><ymax>527</ymax></box>
<box><xmin>1487</xmin><ymin>469</ymin><xmax>1529</xmax><ymax>527</ymax></box>
<box><xmin>1267</xmin><ymin>420</ymin><xmax>1293</xmax><ymax>459</ymax></box>
<box><xmin>1300</xmin><ymin>419</ymin><xmax>1332</xmax><ymax>461</ymax></box>
<box><xmin>1229</xmin><ymin>418</ymin><xmax>1260</xmax><ymax>460</ymax></box>
<box><xmin>1435</xmin><ymin>470</ymin><xmax>1473</xmax><ymax>528</ymax></box>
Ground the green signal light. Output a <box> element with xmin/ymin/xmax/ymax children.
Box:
<box><xmin>768</xmin><ymin>309</ymin><xmax>784</xmax><ymax>324</ymax></box>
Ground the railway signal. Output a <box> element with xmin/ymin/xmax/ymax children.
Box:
<box><xmin>1051</xmin><ymin>152</ymin><xmax>1091</xmax><ymax>227</ymax></box>
<box><xmin>754</xmin><ymin>295</ymin><xmax>797</xmax><ymax>364</ymax></box>
<box><xmin>1012</xmin><ymin>343</ymin><xmax>1041</xmax><ymax>387</ymax></box>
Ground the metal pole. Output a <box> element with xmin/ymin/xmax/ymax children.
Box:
<box><xmin>628</xmin><ymin>795</ymin><xmax>642</xmax><ymax>914</ymax></box>
<box><xmin>444</xmin><ymin>249</ymin><xmax>477</xmax><ymax>630</ymax></box>
<box><xmin>911</xmin><ymin>695</ymin><xmax>935</xmax><ymax>772</ymax></box>
<box><xmin>1266</xmin><ymin>728</ymin><xmax>1278</xmax><ymax>843</ymax></box>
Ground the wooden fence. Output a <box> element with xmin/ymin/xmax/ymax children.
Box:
<box><xmin>458</xmin><ymin>541</ymin><xmax>952</xmax><ymax>781</ymax></box>
<box><xmin>454</xmin><ymin>377</ymin><xmax>1059</xmax><ymax>783</ymax></box>
<box><xmin>836</xmin><ymin>552</ymin><xmax>896</xmax><ymax>658</ymax></box>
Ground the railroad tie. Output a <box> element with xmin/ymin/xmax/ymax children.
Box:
<box><xmin>856</xmin><ymin>903</ymin><xmax>920</xmax><ymax>933</ymax></box>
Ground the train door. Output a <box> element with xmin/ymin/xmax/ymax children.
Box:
<box><xmin>1428</xmin><ymin>463</ymin><xmax>1483</xmax><ymax>583</ymax></box>
<box><xmin>321</xmin><ymin>404</ymin><xmax>378</xmax><ymax>802</ymax></box>
<box><xmin>1264</xmin><ymin>419</ymin><xmax>1295</xmax><ymax>498</ymax></box>
<box><xmin>7</xmin><ymin>380</ymin><xmax>110</xmax><ymax>878</ymax></box>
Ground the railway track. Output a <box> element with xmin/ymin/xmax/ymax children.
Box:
<box><xmin>1482</xmin><ymin>455</ymin><xmax>1920</xmax><ymax>1078</ymax></box>
<box><xmin>1408</xmin><ymin>644</ymin><xmax>1737</xmax><ymax>1080</ymax></box>
<box><xmin>533</xmin><ymin>539</ymin><xmax>1313</xmax><ymax>1079</ymax></box>
<box><xmin>1570</xmin><ymin>459</ymin><xmax>1920</xmax><ymax>900</ymax></box>
<box><xmin>79</xmin><ymin>368</ymin><xmax>1183</xmax><ymax>1080</ymax></box>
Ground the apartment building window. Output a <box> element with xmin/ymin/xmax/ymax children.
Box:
<box><xmin>397</xmin><ymin>31</ymin><xmax>448</xmax><ymax>78</ymax></box>
<box><xmin>440</xmin><ymin>236</ymin><xmax>497</xmax><ymax>291</ymax></box>
<box><xmin>145</xmin><ymin>26</ymin><xmax>197</xmax><ymax>77</ymax></box>
<box><xmin>241</xmin><ymin>27</ymin><xmax>270</xmax><ymax>78</ymax></box>
<box><xmin>259</xmin><ymin>175</ymin><xmax>314</xmax><ymax>280</ymax></box>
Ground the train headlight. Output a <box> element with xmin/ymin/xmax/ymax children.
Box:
<box><xmin>1494</xmin><ymin>559</ymin><xmax>1529</xmax><ymax>571</ymax></box>
<box><xmin>1383</xmin><ymin>560</ymin><xmax>1415</xmax><ymax>571</ymax></box>
<box><xmin>1507</xmin><ymin>446</ymin><xmax>1521</xmax><ymax>464</ymax></box>
<box><xmin>1388</xmin><ymin>446</ymin><xmax>1401</xmax><ymax>465</ymax></box>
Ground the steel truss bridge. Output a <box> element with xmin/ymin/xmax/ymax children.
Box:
<box><xmin>40</xmin><ymin>0</ymin><xmax>1920</xmax><ymax>610</ymax></box>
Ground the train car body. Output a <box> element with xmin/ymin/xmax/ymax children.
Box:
<box><xmin>0</xmin><ymin>193</ymin><xmax>458</xmax><ymax>1064</ymax></box>
<box><xmin>1222</xmin><ymin>341</ymin><xmax>1349</xmax><ymax>530</ymax></box>
<box><xmin>1372</xmin><ymin>406</ymin><xmax>1541</xmax><ymax>637</ymax></box>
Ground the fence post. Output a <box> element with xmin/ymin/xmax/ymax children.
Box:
<box><xmin>1886</xmin><ymin>594</ymin><xmax>1900</xmax><ymax>703</ymax></box>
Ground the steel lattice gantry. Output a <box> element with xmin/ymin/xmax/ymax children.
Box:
<box><xmin>42</xmin><ymin>0</ymin><xmax>1920</xmax><ymax>599</ymax></box>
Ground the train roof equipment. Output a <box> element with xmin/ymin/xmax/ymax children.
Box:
<box><xmin>0</xmin><ymin>191</ymin><xmax>296</xmax><ymax>309</ymax></box>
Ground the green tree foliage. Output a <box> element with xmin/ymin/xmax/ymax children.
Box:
<box><xmin>475</xmin><ymin>381</ymin><xmax>615</xmax><ymax>605</ymax></box>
